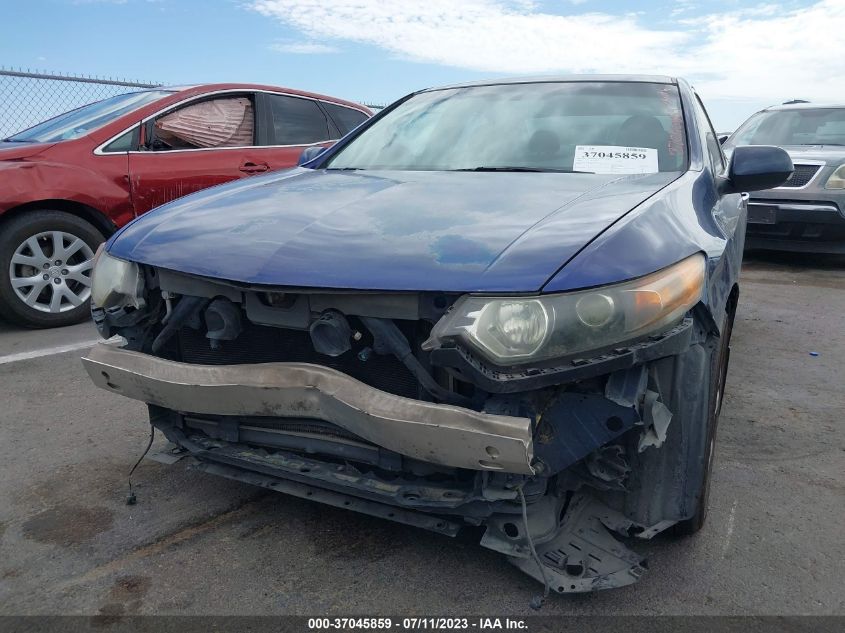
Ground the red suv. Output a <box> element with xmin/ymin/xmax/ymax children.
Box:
<box><xmin>0</xmin><ymin>83</ymin><xmax>371</xmax><ymax>327</ymax></box>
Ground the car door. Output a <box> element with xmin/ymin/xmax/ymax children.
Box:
<box><xmin>127</xmin><ymin>92</ymin><xmax>272</xmax><ymax>215</ymax></box>
<box><xmin>255</xmin><ymin>92</ymin><xmax>338</xmax><ymax>168</ymax></box>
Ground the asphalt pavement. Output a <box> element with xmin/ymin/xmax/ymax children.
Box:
<box><xmin>0</xmin><ymin>252</ymin><xmax>843</xmax><ymax>616</ymax></box>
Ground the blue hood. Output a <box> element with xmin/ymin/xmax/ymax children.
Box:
<box><xmin>109</xmin><ymin>168</ymin><xmax>678</xmax><ymax>293</ymax></box>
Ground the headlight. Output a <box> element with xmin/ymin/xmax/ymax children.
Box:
<box><xmin>90</xmin><ymin>247</ymin><xmax>145</xmax><ymax>310</ymax></box>
<box><xmin>825</xmin><ymin>165</ymin><xmax>845</xmax><ymax>189</ymax></box>
<box><xmin>423</xmin><ymin>254</ymin><xmax>705</xmax><ymax>365</ymax></box>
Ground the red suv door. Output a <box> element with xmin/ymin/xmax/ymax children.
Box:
<box><xmin>127</xmin><ymin>91</ymin><xmax>350</xmax><ymax>215</ymax></box>
<box><xmin>127</xmin><ymin>93</ymin><xmax>267</xmax><ymax>214</ymax></box>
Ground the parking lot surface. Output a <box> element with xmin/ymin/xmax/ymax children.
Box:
<box><xmin>0</xmin><ymin>252</ymin><xmax>843</xmax><ymax>616</ymax></box>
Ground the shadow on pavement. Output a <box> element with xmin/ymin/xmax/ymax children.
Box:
<box><xmin>743</xmin><ymin>249</ymin><xmax>845</xmax><ymax>271</ymax></box>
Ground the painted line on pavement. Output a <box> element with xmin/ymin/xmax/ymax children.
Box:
<box><xmin>0</xmin><ymin>336</ymin><xmax>122</xmax><ymax>366</ymax></box>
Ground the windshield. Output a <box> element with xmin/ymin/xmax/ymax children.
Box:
<box><xmin>728</xmin><ymin>108</ymin><xmax>845</xmax><ymax>147</ymax></box>
<box><xmin>6</xmin><ymin>90</ymin><xmax>173</xmax><ymax>143</ymax></box>
<box><xmin>325</xmin><ymin>82</ymin><xmax>687</xmax><ymax>173</ymax></box>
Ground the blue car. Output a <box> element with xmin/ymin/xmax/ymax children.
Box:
<box><xmin>83</xmin><ymin>76</ymin><xmax>792</xmax><ymax>594</ymax></box>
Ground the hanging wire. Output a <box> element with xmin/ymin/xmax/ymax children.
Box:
<box><xmin>126</xmin><ymin>424</ymin><xmax>155</xmax><ymax>505</ymax></box>
<box><xmin>517</xmin><ymin>484</ymin><xmax>551</xmax><ymax>609</ymax></box>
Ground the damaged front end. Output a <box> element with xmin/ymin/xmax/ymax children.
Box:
<box><xmin>83</xmin><ymin>254</ymin><xmax>721</xmax><ymax>594</ymax></box>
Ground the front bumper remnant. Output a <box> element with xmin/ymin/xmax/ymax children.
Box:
<box><xmin>151</xmin><ymin>441</ymin><xmax>648</xmax><ymax>593</ymax></box>
<box><xmin>81</xmin><ymin>344</ymin><xmax>535</xmax><ymax>474</ymax></box>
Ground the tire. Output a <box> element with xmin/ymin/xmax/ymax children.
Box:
<box><xmin>0</xmin><ymin>210</ymin><xmax>105</xmax><ymax>328</ymax></box>
<box><xmin>671</xmin><ymin>303</ymin><xmax>735</xmax><ymax>536</ymax></box>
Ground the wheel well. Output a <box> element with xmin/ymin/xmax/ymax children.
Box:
<box><xmin>726</xmin><ymin>283</ymin><xmax>739</xmax><ymax>316</ymax></box>
<box><xmin>0</xmin><ymin>200</ymin><xmax>116</xmax><ymax>238</ymax></box>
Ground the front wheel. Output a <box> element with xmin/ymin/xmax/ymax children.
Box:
<box><xmin>0</xmin><ymin>210</ymin><xmax>105</xmax><ymax>328</ymax></box>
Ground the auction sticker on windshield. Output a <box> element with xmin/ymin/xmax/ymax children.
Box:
<box><xmin>574</xmin><ymin>145</ymin><xmax>659</xmax><ymax>174</ymax></box>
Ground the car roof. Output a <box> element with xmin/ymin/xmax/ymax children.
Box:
<box><xmin>131</xmin><ymin>83</ymin><xmax>371</xmax><ymax>113</ymax></box>
<box><xmin>764</xmin><ymin>103</ymin><xmax>845</xmax><ymax>111</ymax></box>
<box><xmin>425</xmin><ymin>74</ymin><xmax>679</xmax><ymax>92</ymax></box>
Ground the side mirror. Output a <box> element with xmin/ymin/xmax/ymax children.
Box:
<box><xmin>297</xmin><ymin>145</ymin><xmax>327</xmax><ymax>167</ymax></box>
<box><xmin>721</xmin><ymin>145</ymin><xmax>793</xmax><ymax>194</ymax></box>
<box><xmin>718</xmin><ymin>134</ymin><xmax>729</xmax><ymax>145</ymax></box>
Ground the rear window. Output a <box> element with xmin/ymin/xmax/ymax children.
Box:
<box><xmin>323</xmin><ymin>102</ymin><xmax>369</xmax><ymax>135</ymax></box>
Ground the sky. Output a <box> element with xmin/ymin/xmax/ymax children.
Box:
<box><xmin>3</xmin><ymin>0</ymin><xmax>845</xmax><ymax>131</ymax></box>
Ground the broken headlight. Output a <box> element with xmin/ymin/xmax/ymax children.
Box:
<box><xmin>90</xmin><ymin>247</ymin><xmax>145</xmax><ymax>310</ymax></box>
<box><xmin>423</xmin><ymin>254</ymin><xmax>705</xmax><ymax>365</ymax></box>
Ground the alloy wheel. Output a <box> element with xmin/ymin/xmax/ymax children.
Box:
<box><xmin>9</xmin><ymin>230</ymin><xmax>95</xmax><ymax>314</ymax></box>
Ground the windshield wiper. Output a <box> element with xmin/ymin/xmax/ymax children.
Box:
<box><xmin>451</xmin><ymin>166</ymin><xmax>594</xmax><ymax>173</ymax></box>
<box><xmin>323</xmin><ymin>166</ymin><xmax>597</xmax><ymax>173</ymax></box>
<box><xmin>2</xmin><ymin>138</ymin><xmax>28</xmax><ymax>143</ymax></box>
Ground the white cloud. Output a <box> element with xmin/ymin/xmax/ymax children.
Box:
<box><xmin>675</xmin><ymin>1</ymin><xmax>845</xmax><ymax>101</ymax></box>
<box><xmin>670</xmin><ymin>0</ymin><xmax>698</xmax><ymax>17</ymax></box>
<box><xmin>250</xmin><ymin>0</ymin><xmax>845</xmax><ymax>102</ymax></box>
<box><xmin>270</xmin><ymin>41</ymin><xmax>339</xmax><ymax>54</ymax></box>
<box><xmin>252</xmin><ymin>1</ymin><xmax>686</xmax><ymax>74</ymax></box>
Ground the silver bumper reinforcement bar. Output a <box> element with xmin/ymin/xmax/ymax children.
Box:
<box><xmin>81</xmin><ymin>344</ymin><xmax>535</xmax><ymax>474</ymax></box>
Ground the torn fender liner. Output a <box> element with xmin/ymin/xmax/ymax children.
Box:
<box><xmin>638</xmin><ymin>389</ymin><xmax>673</xmax><ymax>452</ymax></box>
<box><xmin>81</xmin><ymin>344</ymin><xmax>534</xmax><ymax>474</ymax></box>
<box><xmin>485</xmin><ymin>493</ymin><xmax>647</xmax><ymax>593</ymax></box>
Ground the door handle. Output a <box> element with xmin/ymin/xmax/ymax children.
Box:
<box><xmin>239</xmin><ymin>161</ymin><xmax>269</xmax><ymax>174</ymax></box>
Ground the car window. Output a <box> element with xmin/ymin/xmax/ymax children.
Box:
<box><xmin>150</xmin><ymin>96</ymin><xmax>255</xmax><ymax>151</ymax></box>
<box><xmin>6</xmin><ymin>90</ymin><xmax>172</xmax><ymax>143</ymax></box>
<box><xmin>694</xmin><ymin>95</ymin><xmax>725</xmax><ymax>173</ymax></box>
<box><xmin>265</xmin><ymin>94</ymin><xmax>331</xmax><ymax>145</ymax></box>
<box><xmin>101</xmin><ymin>126</ymin><xmax>139</xmax><ymax>153</ymax></box>
<box><xmin>323</xmin><ymin>102</ymin><xmax>369</xmax><ymax>136</ymax></box>
<box><xmin>325</xmin><ymin>82</ymin><xmax>688</xmax><ymax>173</ymax></box>
<box><xmin>729</xmin><ymin>108</ymin><xmax>845</xmax><ymax>147</ymax></box>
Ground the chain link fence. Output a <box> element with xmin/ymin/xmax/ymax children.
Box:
<box><xmin>0</xmin><ymin>68</ymin><xmax>161</xmax><ymax>138</ymax></box>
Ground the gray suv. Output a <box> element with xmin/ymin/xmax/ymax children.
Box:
<box><xmin>725</xmin><ymin>103</ymin><xmax>845</xmax><ymax>253</ymax></box>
